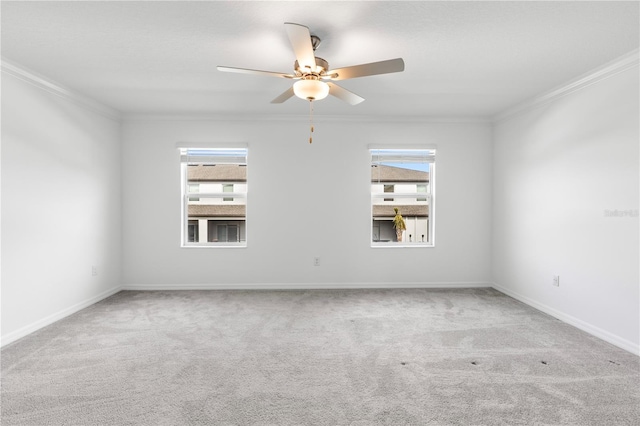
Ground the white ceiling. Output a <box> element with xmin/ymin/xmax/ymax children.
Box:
<box><xmin>1</xmin><ymin>1</ymin><xmax>638</xmax><ymax>119</ymax></box>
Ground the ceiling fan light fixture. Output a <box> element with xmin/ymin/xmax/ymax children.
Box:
<box><xmin>293</xmin><ymin>79</ymin><xmax>329</xmax><ymax>101</ymax></box>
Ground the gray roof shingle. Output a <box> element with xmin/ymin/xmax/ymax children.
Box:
<box><xmin>188</xmin><ymin>164</ymin><xmax>246</xmax><ymax>182</ymax></box>
<box><xmin>187</xmin><ymin>164</ymin><xmax>426</xmax><ymax>183</ymax></box>
<box><xmin>188</xmin><ymin>204</ymin><xmax>246</xmax><ymax>217</ymax></box>
<box><xmin>371</xmin><ymin>165</ymin><xmax>428</xmax><ymax>183</ymax></box>
<box><xmin>372</xmin><ymin>205</ymin><xmax>428</xmax><ymax>217</ymax></box>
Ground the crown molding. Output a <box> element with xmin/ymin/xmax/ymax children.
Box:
<box><xmin>7</xmin><ymin>47</ymin><xmax>635</xmax><ymax>127</ymax></box>
<box><xmin>493</xmin><ymin>49</ymin><xmax>640</xmax><ymax>124</ymax></box>
<box><xmin>122</xmin><ymin>112</ymin><xmax>490</xmax><ymax>125</ymax></box>
<box><xmin>1</xmin><ymin>58</ymin><xmax>121</xmax><ymax>121</ymax></box>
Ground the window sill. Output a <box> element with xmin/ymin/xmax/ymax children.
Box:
<box><xmin>181</xmin><ymin>243</ymin><xmax>247</xmax><ymax>249</ymax></box>
<box><xmin>371</xmin><ymin>242</ymin><xmax>434</xmax><ymax>248</ymax></box>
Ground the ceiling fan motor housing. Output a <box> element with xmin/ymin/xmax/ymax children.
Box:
<box><xmin>294</xmin><ymin>57</ymin><xmax>329</xmax><ymax>77</ymax></box>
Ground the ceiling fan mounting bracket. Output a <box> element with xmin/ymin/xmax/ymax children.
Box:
<box><xmin>310</xmin><ymin>35</ymin><xmax>321</xmax><ymax>51</ymax></box>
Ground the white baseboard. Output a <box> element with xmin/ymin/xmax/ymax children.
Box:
<box><xmin>491</xmin><ymin>282</ymin><xmax>639</xmax><ymax>356</ymax></box>
<box><xmin>13</xmin><ymin>283</ymin><xmax>633</xmax><ymax>358</ymax></box>
<box><xmin>1</xmin><ymin>286</ymin><xmax>122</xmax><ymax>348</ymax></box>
<box><xmin>123</xmin><ymin>281</ymin><xmax>493</xmax><ymax>291</ymax></box>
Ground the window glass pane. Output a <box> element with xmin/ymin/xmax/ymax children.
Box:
<box><xmin>223</xmin><ymin>184</ymin><xmax>233</xmax><ymax>202</ymax></box>
<box><xmin>181</xmin><ymin>148</ymin><xmax>247</xmax><ymax>246</ymax></box>
<box><xmin>371</xmin><ymin>149</ymin><xmax>434</xmax><ymax>246</ymax></box>
<box><xmin>205</xmin><ymin>221</ymin><xmax>242</xmax><ymax>242</ymax></box>
<box><xmin>217</xmin><ymin>224</ymin><xmax>228</xmax><ymax>242</ymax></box>
<box><xmin>188</xmin><ymin>183</ymin><xmax>200</xmax><ymax>202</ymax></box>
<box><xmin>383</xmin><ymin>184</ymin><xmax>394</xmax><ymax>201</ymax></box>
<box><xmin>417</xmin><ymin>184</ymin><xmax>427</xmax><ymax>202</ymax></box>
<box><xmin>228</xmin><ymin>225</ymin><xmax>238</xmax><ymax>242</ymax></box>
<box><xmin>188</xmin><ymin>220</ymin><xmax>199</xmax><ymax>243</ymax></box>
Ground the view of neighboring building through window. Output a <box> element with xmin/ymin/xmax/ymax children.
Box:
<box><xmin>371</xmin><ymin>148</ymin><xmax>435</xmax><ymax>246</ymax></box>
<box><xmin>180</xmin><ymin>148</ymin><xmax>247</xmax><ymax>246</ymax></box>
<box><xmin>222</xmin><ymin>184</ymin><xmax>234</xmax><ymax>202</ymax></box>
<box><xmin>188</xmin><ymin>184</ymin><xmax>200</xmax><ymax>202</ymax></box>
<box><xmin>383</xmin><ymin>184</ymin><xmax>394</xmax><ymax>201</ymax></box>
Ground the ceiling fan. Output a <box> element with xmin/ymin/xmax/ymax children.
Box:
<box><xmin>217</xmin><ymin>22</ymin><xmax>405</xmax><ymax>105</ymax></box>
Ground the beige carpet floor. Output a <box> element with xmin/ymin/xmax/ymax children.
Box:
<box><xmin>2</xmin><ymin>288</ymin><xmax>639</xmax><ymax>425</ymax></box>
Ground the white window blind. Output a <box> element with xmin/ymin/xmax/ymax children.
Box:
<box><xmin>371</xmin><ymin>149</ymin><xmax>436</xmax><ymax>165</ymax></box>
<box><xmin>180</xmin><ymin>148</ymin><xmax>248</xmax><ymax>165</ymax></box>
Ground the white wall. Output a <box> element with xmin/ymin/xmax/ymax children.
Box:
<box><xmin>122</xmin><ymin>118</ymin><xmax>492</xmax><ymax>288</ymax></box>
<box><xmin>492</xmin><ymin>66</ymin><xmax>639</xmax><ymax>353</ymax></box>
<box><xmin>2</xmin><ymin>56</ymin><xmax>637</xmax><ymax>357</ymax></box>
<box><xmin>1</xmin><ymin>71</ymin><xmax>122</xmax><ymax>345</ymax></box>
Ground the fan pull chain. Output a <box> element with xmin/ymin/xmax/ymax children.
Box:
<box><xmin>309</xmin><ymin>100</ymin><xmax>314</xmax><ymax>144</ymax></box>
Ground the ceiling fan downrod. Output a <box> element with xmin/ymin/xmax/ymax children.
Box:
<box><xmin>310</xmin><ymin>35</ymin><xmax>321</xmax><ymax>51</ymax></box>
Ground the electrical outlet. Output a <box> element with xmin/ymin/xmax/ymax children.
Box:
<box><xmin>92</xmin><ymin>266</ymin><xmax>98</xmax><ymax>276</ymax></box>
<box><xmin>314</xmin><ymin>257</ymin><xmax>320</xmax><ymax>266</ymax></box>
<box><xmin>552</xmin><ymin>275</ymin><xmax>560</xmax><ymax>287</ymax></box>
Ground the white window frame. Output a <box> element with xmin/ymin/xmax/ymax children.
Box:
<box><xmin>370</xmin><ymin>147</ymin><xmax>436</xmax><ymax>248</ymax></box>
<box><xmin>178</xmin><ymin>144</ymin><xmax>248</xmax><ymax>248</ymax></box>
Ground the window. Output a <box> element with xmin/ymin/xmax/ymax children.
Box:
<box><xmin>188</xmin><ymin>220</ymin><xmax>199</xmax><ymax>243</ymax></box>
<box><xmin>223</xmin><ymin>184</ymin><xmax>234</xmax><ymax>202</ymax></box>
<box><xmin>383</xmin><ymin>184</ymin><xmax>394</xmax><ymax>201</ymax></box>
<box><xmin>188</xmin><ymin>184</ymin><xmax>200</xmax><ymax>202</ymax></box>
<box><xmin>180</xmin><ymin>147</ymin><xmax>247</xmax><ymax>247</ymax></box>
<box><xmin>207</xmin><ymin>221</ymin><xmax>241</xmax><ymax>242</ymax></box>
<box><xmin>371</xmin><ymin>148</ymin><xmax>435</xmax><ymax>246</ymax></box>
<box><xmin>417</xmin><ymin>184</ymin><xmax>427</xmax><ymax>202</ymax></box>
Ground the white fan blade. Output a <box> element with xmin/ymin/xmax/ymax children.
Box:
<box><xmin>284</xmin><ymin>22</ymin><xmax>316</xmax><ymax>71</ymax></box>
<box><xmin>327</xmin><ymin>58</ymin><xmax>405</xmax><ymax>81</ymax></box>
<box><xmin>327</xmin><ymin>82</ymin><xmax>364</xmax><ymax>105</ymax></box>
<box><xmin>217</xmin><ymin>66</ymin><xmax>294</xmax><ymax>79</ymax></box>
<box><xmin>271</xmin><ymin>87</ymin><xmax>295</xmax><ymax>104</ymax></box>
